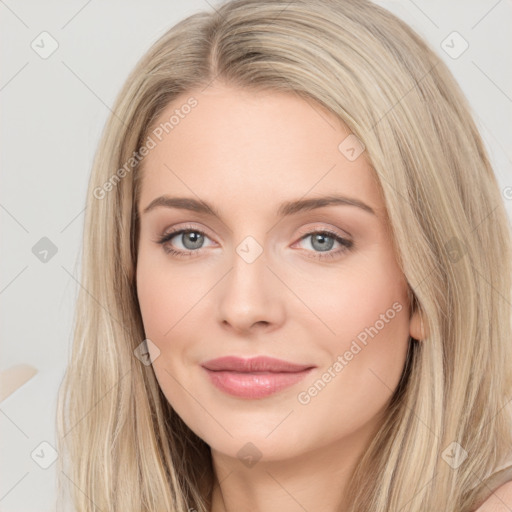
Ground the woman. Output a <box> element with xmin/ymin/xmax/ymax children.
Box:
<box><xmin>56</xmin><ymin>0</ymin><xmax>512</xmax><ymax>510</ymax></box>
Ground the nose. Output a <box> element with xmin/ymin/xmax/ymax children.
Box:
<box><xmin>216</xmin><ymin>243</ymin><xmax>285</xmax><ymax>335</ymax></box>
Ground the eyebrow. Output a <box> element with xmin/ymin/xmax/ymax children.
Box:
<box><xmin>142</xmin><ymin>194</ymin><xmax>376</xmax><ymax>218</ymax></box>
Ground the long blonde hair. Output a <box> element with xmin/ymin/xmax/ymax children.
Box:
<box><xmin>56</xmin><ymin>0</ymin><xmax>512</xmax><ymax>510</ymax></box>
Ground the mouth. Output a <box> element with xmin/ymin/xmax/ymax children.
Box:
<box><xmin>201</xmin><ymin>356</ymin><xmax>315</xmax><ymax>399</ymax></box>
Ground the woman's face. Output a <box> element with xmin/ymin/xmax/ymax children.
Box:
<box><xmin>136</xmin><ymin>84</ymin><xmax>422</xmax><ymax>463</ymax></box>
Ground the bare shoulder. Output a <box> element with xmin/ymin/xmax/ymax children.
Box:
<box><xmin>474</xmin><ymin>480</ymin><xmax>512</xmax><ymax>511</ymax></box>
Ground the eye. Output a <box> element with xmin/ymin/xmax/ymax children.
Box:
<box><xmin>155</xmin><ymin>225</ymin><xmax>354</xmax><ymax>260</ymax></box>
<box><xmin>294</xmin><ymin>229</ymin><xmax>354</xmax><ymax>260</ymax></box>
<box><xmin>156</xmin><ymin>225</ymin><xmax>215</xmax><ymax>258</ymax></box>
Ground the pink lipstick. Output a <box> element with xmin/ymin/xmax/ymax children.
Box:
<box><xmin>201</xmin><ymin>356</ymin><xmax>315</xmax><ymax>399</ymax></box>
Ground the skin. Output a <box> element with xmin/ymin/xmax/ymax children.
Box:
<box><xmin>136</xmin><ymin>83</ymin><xmax>424</xmax><ymax>512</ymax></box>
<box><xmin>475</xmin><ymin>481</ymin><xmax>512</xmax><ymax>511</ymax></box>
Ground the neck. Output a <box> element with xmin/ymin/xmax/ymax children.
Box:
<box><xmin>209</xmin><ymin>421</ymin><xmax>380</xmax><ymax>512</ymax></box>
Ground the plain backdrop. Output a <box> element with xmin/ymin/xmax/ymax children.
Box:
<box><xmin>1</xmin><ymin>1</ymin><xmax>511</xmax><ymax>510</ymax></box>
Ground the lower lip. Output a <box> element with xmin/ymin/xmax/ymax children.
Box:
<box><xmin>202</xmin><ymin>368</ymin><xmax>313</xmax><ymax>399</ymax></box>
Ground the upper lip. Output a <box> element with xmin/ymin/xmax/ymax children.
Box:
<box><xmin>201</xmin><ymin>356</ymin><xmax>315</xmax><ymax>373</ymax></box>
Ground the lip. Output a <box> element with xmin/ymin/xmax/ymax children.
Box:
<box><xmin>201</xmin><ymin>356</ymin><xmax>315</xmax><ymax>399</ymax></box>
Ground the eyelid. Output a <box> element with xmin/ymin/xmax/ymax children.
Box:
<box><xmin>159</xmin><ymin>222</ymin><xmax>216</xmax><ymax>242</ymax></box>
<box><xmin>157</xmin><ymin>223</ymin><xmax>351</xmax><ymax>244</ymax></box>
<box><xmin>295</xmin><ymin>223</ymin><xmax>352</xmax><ymax>241</ymax></box>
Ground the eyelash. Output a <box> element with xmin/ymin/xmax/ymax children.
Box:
<box><xmin>155</xmin><ymin>224</ymin><xmax>354</xmax><ymax>260</ymax></box>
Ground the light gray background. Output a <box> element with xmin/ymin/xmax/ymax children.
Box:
<box><xmin>1</xmin><ymin>1</ymin><xmax>511</xmax><ymax>510</ymax></box>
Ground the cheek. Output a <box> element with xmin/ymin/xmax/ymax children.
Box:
<box><xmin>136</xmin><ymin>253</ymin><xmax>204</xmax><ymax>338</ymax></box>
<box><xmin>136</xmin><ymin>256</ymin><xmax>208</xmax><ymax>391</ymax></box>
<box><xmin>294</xmin><ymin>297</ymin><xmax>410</xmax><ymax>442</ymax></box>
<box><xmin>136</xmin><ymin>260</ymin><xmax>197</xmax><ymax>417</ymax></box>
<box><xmin>291</xmin><ymin>247</ymin><xmax>410</xmax><ymax>349</ymax></box>
<box><xmin>295</xmin><ymin>250</ymin><xmax>411</xmax><ymax>414</ymax></box>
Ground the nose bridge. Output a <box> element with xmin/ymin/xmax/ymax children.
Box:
<box><xmin>216</xmin><ymin>234</ymin><xmax>284</xmax><ymax>332</ymax></box>
<box><xmin>232</xmin><ymin>235</ymin><xmax>267</xmax><ymax>289</ymax></box>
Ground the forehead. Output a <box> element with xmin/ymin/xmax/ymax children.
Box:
<box><xmin>138</xmin><ymin>84</ymin><xmax>384</xmax><ymax>216</ymax></box>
